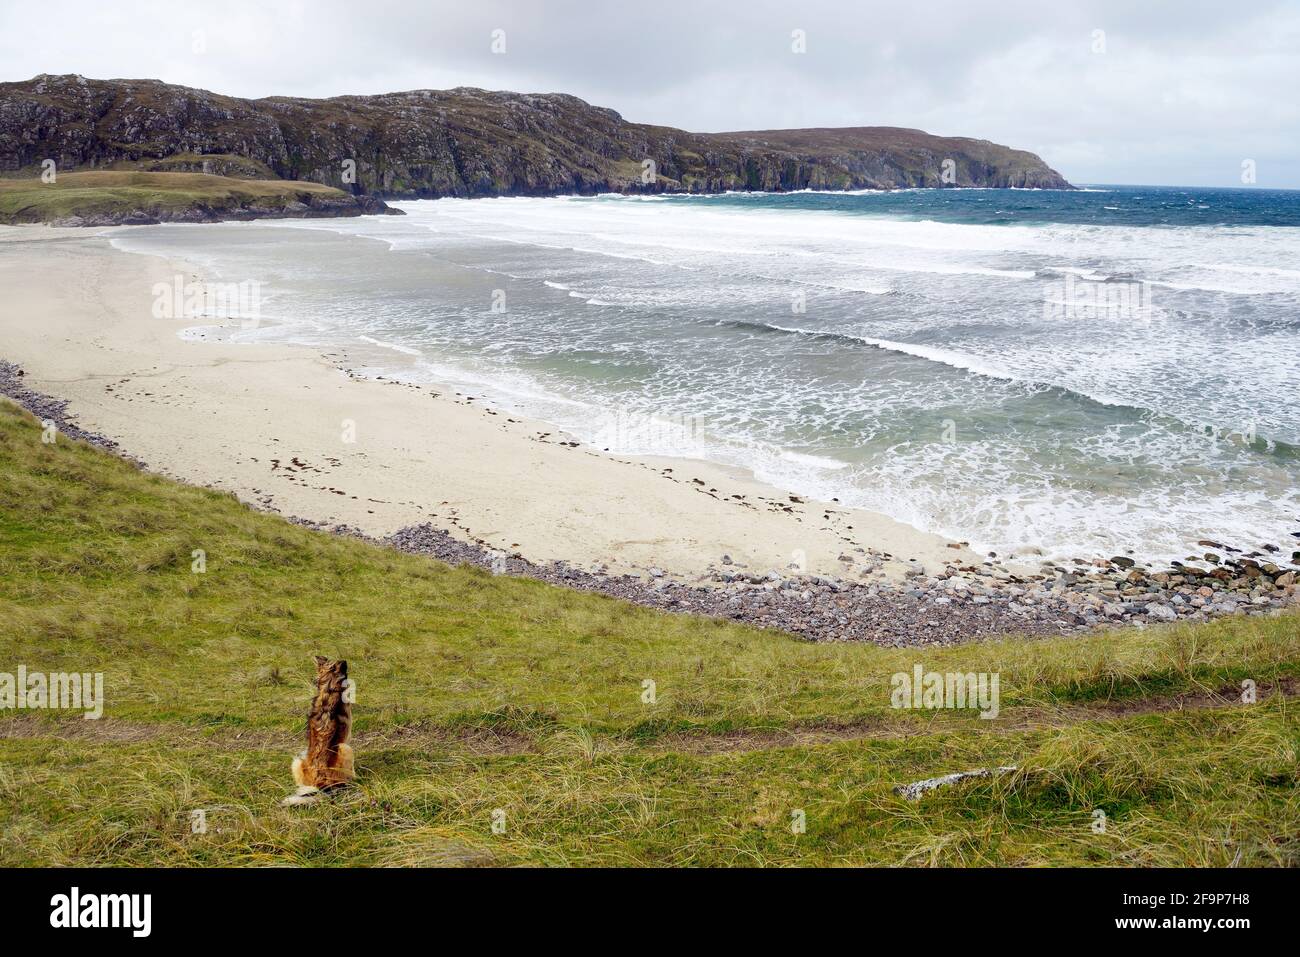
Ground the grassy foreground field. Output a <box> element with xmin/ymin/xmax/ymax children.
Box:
<box><xmin>0</xmin><ymin>170</ymin><xmax>368</xmax><ymax>224</ymax></box>
<box><xmin>0</xmin><ymin>398</ymin><xmax>1296</xmax><ymax>866</ymax></box>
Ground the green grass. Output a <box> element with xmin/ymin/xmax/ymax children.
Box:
<box><xmin>0</xmin><ymin>170</ymin><xmax>351</xmax><ymax>224</ymax></box>
<box><xmin>0</xmin><ymin>398</ymin><xmax>1296</xmax><ymax>866</ymax></box>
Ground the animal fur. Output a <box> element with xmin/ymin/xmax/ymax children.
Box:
<box><xmin>283</xmin><ymin>655</ymin><xmax>354</xmax><ymax>806</ymax></box>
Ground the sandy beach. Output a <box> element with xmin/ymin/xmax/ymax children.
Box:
<box><xmin>0</xmin><ymin>224</ymin><xmax>978</xmax><ymax>583</ymax></box>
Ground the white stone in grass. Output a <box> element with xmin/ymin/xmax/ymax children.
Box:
<box><xmin>894</xmin><ymin>767</ymin><xmax>1019</xmax><ymax>802</ymax></box>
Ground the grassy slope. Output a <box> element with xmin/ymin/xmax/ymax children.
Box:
<box><xmin>0</xmin><ymin>398</ymin><xmax>1295</xmax><ymax>866</ymax></box>
<box><xmin>0</xmin><ymin>170</ymin><xmax>351</xmax><ymax>224</ymax></box>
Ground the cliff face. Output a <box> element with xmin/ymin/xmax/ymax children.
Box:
<box><xmin>0</xmin><ymin>74</ymin><xmax>1073</xmax><ymax>197</ymax></box>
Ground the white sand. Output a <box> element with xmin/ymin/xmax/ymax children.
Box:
<box><xmin>0</xmin><ymin>225</ymin><xmax>979</xmax><ymax>580</ymax></box>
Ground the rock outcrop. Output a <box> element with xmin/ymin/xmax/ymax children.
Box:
<box><xmin>0</xmin><ymin>74</ymin><xmax>1073</xmax><ymax>198</ymax></box>
<box><xmin>44</xmin><ymin>191</ymin><xmax>393</xmax><ymax>227</ymax></box>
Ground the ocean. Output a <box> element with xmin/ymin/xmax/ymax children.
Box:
<box><xmin>110</xmin><ymin>185</ymin><xmax>1300</xmax><ymax>563</ymax></box>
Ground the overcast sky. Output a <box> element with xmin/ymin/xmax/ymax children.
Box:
<box><xmin>3</xmin><ymin>0</ymin><xmax>1297</xmax><ymax>187</ymax></box>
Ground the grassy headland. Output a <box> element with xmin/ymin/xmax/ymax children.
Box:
<box><xmin>0</xmin><ymin>170</ymin><xmax>391</xmax><ymax>225</ymax></box>
<box><xmin>0</xmin><ymin>398</ymin><xmax>1295</xmax><ymax>866</ymax></box>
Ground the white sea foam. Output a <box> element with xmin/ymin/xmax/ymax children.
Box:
<box><xmin>113</xmin><ymin>194</ymin><xmax>1300</xmax><ymax>561</ymax></box>
<box><xmin>358</xmin><ymin>334</ymin><xmax>423</xmax><ymax>356</ymax></box>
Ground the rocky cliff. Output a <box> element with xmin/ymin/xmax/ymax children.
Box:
<box><xmin>0</xmin><ymin>74</ymin><xmax>1073</xmax><ymax>197</ymax></box>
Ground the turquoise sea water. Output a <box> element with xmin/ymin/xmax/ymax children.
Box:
<box><xmin>112</xmin><ymin>185</ymin><xmax>1300</xmax><ymax>561</ymax></box>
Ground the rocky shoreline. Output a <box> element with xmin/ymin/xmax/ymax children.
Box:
<box><xmin>4</xmin><ymin>358</ymin><xmax>1296</xmax><ymax>647</ymax></box>
<box><xmin>0</xmin><ymin>360</ymin><xmax>135</xmax><ymax>458</ymax></box>
<box><xmin>380</xmin><ymin>523</ymin><xmax>1300</xmax><ymax>647</ymax></box>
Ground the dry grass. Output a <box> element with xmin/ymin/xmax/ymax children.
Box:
<box><xmin>0</xmin><ymin>398</ymin><xmax>1296</xmax><ymax>866</ymax></box>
